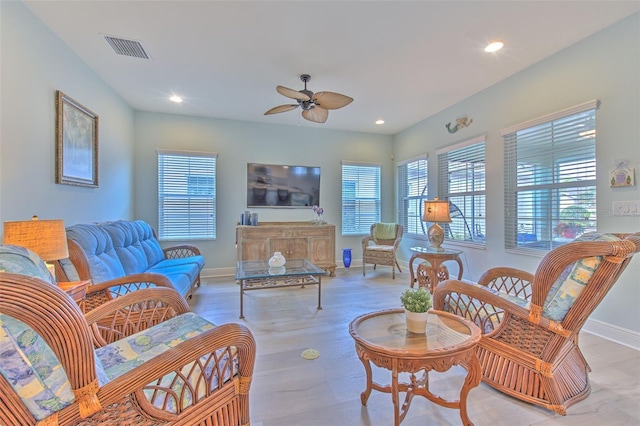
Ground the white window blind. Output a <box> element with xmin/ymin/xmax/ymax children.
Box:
<box><xmin>503</xmin><ymin>100</ymin><xmax>598</xmax><ymax>252</ymax></box>
<box><xmin>157</xmin><ymin>150</ymin><xmax>217</xmax><ymax>240</ymax></box>
<box><xmin>342</xmin><ymin>162</ymin><xmax>381</xmax><ymax>235</ymax></box>
<box><xmin>437</xmin><ymin>136</ymin><xmax>486</xmax><ymax>246</ymax></box>
<box><xmin>397</xmin><ymin>155</ymin><xmax>428</xmax><ymax>236</ymax></box>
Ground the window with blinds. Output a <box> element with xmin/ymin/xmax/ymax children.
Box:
<box><xmin>157</xmin><ymin>150</ymin><xmax>217</xmax><ymax>240</ymax></box>
<box><xmin>502</xmin><ymin>100</ymin><xmax>598</xmax><ymax>253</ymax></box>
<box><xmin>397</xmin><ymin>155</ymin><xmax>428</xmax><ymax>236</ymax></box>
<box><xmin>341</xmin><ymin>162</ymin><xmax>381</xmax><ymax>235</ymax></box>
<box><xmin>437</xmin><ymin>136</ymin><xmax>486</xmax><ymax>247</ymax></box>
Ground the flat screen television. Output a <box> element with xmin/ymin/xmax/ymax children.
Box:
<box><xmin>247</xmin><ymin>163</ymin><xmax>320</xmax><ymax>208</ymax></box>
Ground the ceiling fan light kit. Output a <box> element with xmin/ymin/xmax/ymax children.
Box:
<box><xmin>265</xmin><ymin>74</ymin><xmax>353</xmax><ymax>123</ymax></box>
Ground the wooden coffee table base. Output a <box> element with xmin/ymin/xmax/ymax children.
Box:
<box><xmin>356</xmin><ymin>344</ymin><xmax>481</xmax><ymax>425</ymax></box>
<box><xmin>350</xmin><ymin>309</ymin><xmax>482</xmax><ymax>426</ymax></box>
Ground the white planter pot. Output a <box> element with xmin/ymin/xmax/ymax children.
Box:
<box><xmin>405</xmin><ymin>309</ymin><xmax>428</xmax><ymax>334</ymax></box>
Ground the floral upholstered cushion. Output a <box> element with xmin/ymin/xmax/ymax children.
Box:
<box><xmin>95</xmin><ymin>312</ymin><xmax>237</xmax><ymax>413</ymax></box>
<box><xmin>0</xmin><ymin>314</ymin><xmax>75</xmax><ymax>421</ymax></box>
<box><xmin>0</xmin><ymin>245</ymin><xmax>54</xmax><ymax>285</ymax></box>
<box><xmin>542</xmin><ymin>232</ymin><xmax>620</xmax><ymax>322</ymax></box>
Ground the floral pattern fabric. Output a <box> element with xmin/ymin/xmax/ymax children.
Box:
<box><xmin>95</xmin><ymin>312</ymin><xmax>237</xmax><ymax>413</ymax></box>
<box><xmin>0</xmin><ymin>245</ymin><xmax>54</xmax><ymax>284</ymax></box>
<box><xmin>542</xmin><ymin>232</ymin><xmax>620</xmax><ymax>322</ymax></box>
<box><xmin>0</xmin><ymin>314</ymin><xmax>75</xmax><ymax>421</ymax></box>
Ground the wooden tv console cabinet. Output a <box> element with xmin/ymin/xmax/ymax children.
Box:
<box><xmin>236</xmin><ymin>222</ymin><xmax>336</xmax><ymax>277</ymax></box>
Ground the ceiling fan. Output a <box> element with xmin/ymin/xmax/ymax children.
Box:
<box><xmin>264</xmin><ymin>74</ymin><xmax>353</xmax><ymax>123</ymax></box>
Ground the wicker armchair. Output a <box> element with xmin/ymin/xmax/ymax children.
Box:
<box><xmin>0</xmin><ymin>264</ymin><xmax>256</xmax><ymax>425</ymax></box>
<box><xmin>362</xmin><ymin>223</ymin><xmax>403</xmax><ymax>279</ymax></box>
<box><xmin>433</xmin><ymin>232</ymin><xmax>640</xmax><ymax>415</ymax></box>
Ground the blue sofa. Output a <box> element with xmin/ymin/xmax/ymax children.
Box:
<box><xmin>57</xmin><ymin>220</ymin><xmax>204</xmax><ymax>301</ymax></box>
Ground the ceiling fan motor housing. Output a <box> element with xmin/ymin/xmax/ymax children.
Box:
<box><xmin>299</xmin><ymin>74</ymin><xmax>314</xmax><ymax>101</ymax></box>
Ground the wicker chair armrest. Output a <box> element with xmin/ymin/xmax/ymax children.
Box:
<box><xmin>477</xmin><ymin>267</ymin><xmax>534</xmax><ymax>300</ymax></box>
<box><xmin>530</xmin><ymin>235</ymin><xmax>640</xmax><ymax>307</ymax></box>
<box><xmin>80</xmin><ymin>323</ymin><xmax>256</xmax><ymax>422</ymax></box>
<box><xmin>87</xmin><ymin>273</ymin><xmax>175</xmax><ymax>295</ymax></box>
<box><xmin>0</xmin><ymin>274</ymin><xmax>100</xmax><ymax>416</ymax></box>
<box><xmin>434</xmin><ymin>279</ymin><xmax>524</xmax><ymax>310</ymax></box>
<box><xmin>361</xmin><ymin>236</ymin><xmax>374</xmax><ymax>249</ymax></box>
<box><xmin>84</xmin><ymin>288</ymin><xmax>191</xmax><ymax>346</ymax></box>
<box><xmin>433</xmin><ymin>279</ymin><xmax>531</xmax><ymax>323</ymax></box>
<box><xmin>392</xmin><ymin>237</ymin><xmax>402</xmax><ymax>250</ymax></box>
<box><xmin>163</xmin><ymin>244</ymin><xmax>202</xmax><ymax>258</ymax></box>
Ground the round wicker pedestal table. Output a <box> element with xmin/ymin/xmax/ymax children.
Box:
<box><xmin>349</xmin><ymin>308</ymin><xmax>482</xmax><ymax>426</ymax></box>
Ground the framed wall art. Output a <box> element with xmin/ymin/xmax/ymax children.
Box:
<box><xmin>55</xmin><ymin>90</ymin><xmax>99</xmax><ymax>187</ymax></box>
<box><xmin>609</xmin><ymin>160</ymin><xmax>635</xmax><ymax>188</ymax></box>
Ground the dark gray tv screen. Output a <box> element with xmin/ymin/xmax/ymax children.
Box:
<box><xmin>247</xmin><ymin>163</ymin><xmax>320</xmax><ymax>208</ymax></box>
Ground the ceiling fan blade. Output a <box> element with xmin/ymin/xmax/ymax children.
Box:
<box><xmin>264</xmin><ymin>104</ymin><xmax>299</xmax><ymax>115</ymax></box>
<box><xmin>302</xmin><ymin>107</ymin><xmax>329</xmax><ymax>123</ymax></box>
<box><xmin>276</xmin><ymin>85</ymin><xmax>310</xmax><ymax>101</ymax></box>
<box><xmin>312</xmin><ymin>91</ymin><xmax>353</xmax><ymax>110</ymax></box>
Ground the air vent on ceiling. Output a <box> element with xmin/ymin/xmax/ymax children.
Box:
<box><xmin>103</xmin><ymin>35</ymin><xmax>150</xmax><ymax>59</ymax></box>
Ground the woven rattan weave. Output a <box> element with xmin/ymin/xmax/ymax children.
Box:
<box><xmin>0</xmin><ymin>274</ymin><xmax>256</xmax><ymax>426</ymax></box>
<box><xmin>433</xmin><ymin>232</ymin><xmax>640</xmax><ymax>415</ymax></box>
<box><xmin>362</xmin><ymin>223</ymin><xmax>403</xmax><ymax>279</ymax></box>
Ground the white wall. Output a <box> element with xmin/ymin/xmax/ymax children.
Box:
<box><xmin>133</xmin><ymin>111</ymin><xmax>394</xmax><ymax>271</ymax></box>
<box><xmin>0</xmin><ymin>1</ymin><xmax>135</xmax><ymax>227</ymax></box>
<box><xmin>393</xmin><ymin>13</ymin><xmax>640</xmax><ymax>335</ymax></box>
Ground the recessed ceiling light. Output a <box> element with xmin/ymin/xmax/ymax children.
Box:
<box><xmin>169</xmin><ymin>95</ymin><xmax>183</xmax><ymax>103</ymax></box>
<box><xmin>484</xmin><ymin>41</ymin><xmax>504</xmax><ymax>53</ymax></box>
<box><xmin>375</xmin><ymin>119</ymin><xmax>385</xmax><ymax>125</ymax></box>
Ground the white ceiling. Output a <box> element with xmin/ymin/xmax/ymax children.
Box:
<box><xmin>24</xmin><ymin>1</ymin><xmax>639</xmax><ymax>135</ymax></box>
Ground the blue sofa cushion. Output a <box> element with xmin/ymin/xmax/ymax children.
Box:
<box><xmin>66</xmin><ymin>224</ymin><xmax>127</xmax><ymax>283</ymax></box>
<box><xmin>65</xmin><ymin>220</ymin><xmax>203</xmax><ymax>298</ymax></box>
<box><xmin>102</xmin><ymin>221</ymin><xmax>153</xmax><ymax>275</ymax></box>
<box><xmin>150</xmin><ymin>256</ymin><xmax>205</xmax><ymax>271</ymax></box>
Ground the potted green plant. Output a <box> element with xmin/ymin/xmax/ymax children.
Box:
<box><xmin>400</xmin><ymin>287</ymin><xmax>432</xmax><ymax>334</ymax></box>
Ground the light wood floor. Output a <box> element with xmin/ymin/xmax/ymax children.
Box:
<box><xmin>189</xmin><ymin>269</ymin><xmax>640</xmax><ymax>426</ymax></box>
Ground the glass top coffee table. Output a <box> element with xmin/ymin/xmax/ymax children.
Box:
<box><xmin>349</xmin><ymin>308</ymin><xmax>482</xmax><ymax>425</ymax></box>
<box><xmin>235</xmin><ymin>258</ymin><xmax>326</xmax><ymax>319</ymax></box>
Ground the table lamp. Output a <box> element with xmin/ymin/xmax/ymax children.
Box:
<box><xmin>423</xmin><ymin>198</ymin><xmax>452</xmax><ymax>251</ymax></box>
<box><xmin>3</xmin><ymin>216</ymin><xmax>69</xmax><ymax>278</ymax></box>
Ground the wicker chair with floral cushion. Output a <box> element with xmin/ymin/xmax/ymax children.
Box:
<box><xmin>432</xmin><ymin>232</ymin><xmax>640</xmax><ymax>415</ymax></box>
<box><xmin>0</xmin><ymin>245</ymin><xmax>256</xmax><ymax>426</ymax></box>
<box><xmin>362</xmin><ymin>223</ymin><xmax>403</xmax><ymax>279</ymax></box>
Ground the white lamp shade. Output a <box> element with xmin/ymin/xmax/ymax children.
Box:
<box><xmin>423</xmin><ymin>199</ymin><xmax>452</xmax><ymax>224</ymax></box>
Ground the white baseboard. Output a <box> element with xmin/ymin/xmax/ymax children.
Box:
<box><xmin>582</xmin><ymin>317</ymin><xmax>640</xmax><ymax>350</ymax></box>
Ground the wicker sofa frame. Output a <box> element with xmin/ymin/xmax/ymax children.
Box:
<box><xmin>362</xmin><ymin>223</ymin><xmax>403</xmax><ymax>279</ymax></box>
<box><xmin>432</xmin><ymin>232</ymin><xmax>640</xmax><ymax>415</ymax></box>
<box><xmin>0</xmin><ymin>273</ymin><xmax>256</xmax><ymax>426</ymax></box>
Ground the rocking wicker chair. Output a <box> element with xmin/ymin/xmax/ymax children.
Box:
<box><xmin>433</xmin><ymin>232</ymin><xmax>640</xmax><ymax>415</ymax></box>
